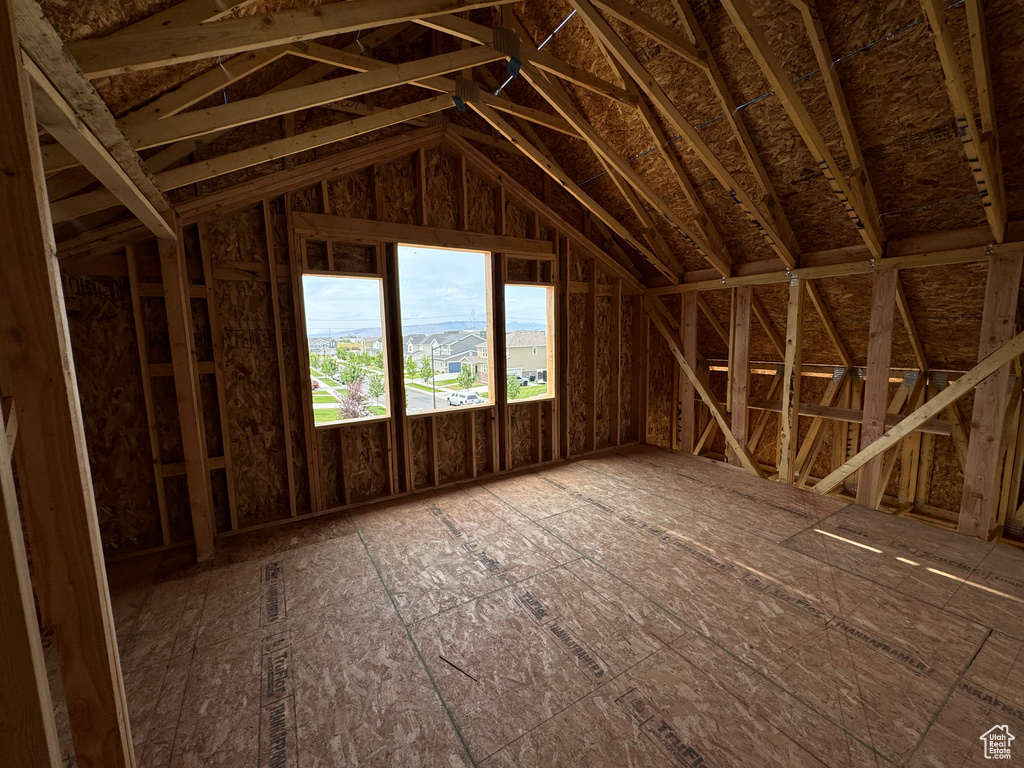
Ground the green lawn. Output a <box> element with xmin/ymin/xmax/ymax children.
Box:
<box><xmin>314</xmin><ymin>405</ymin><xmax>387</xmax><ymax>423</ymax></box>
<box><xmin>512</xmin><ymin>383</ymin><xmax>548</xmax><ymax>399</ymax></box>
<box><xmin>313</xmin><ymin>394</ymin><xmax>339</xmax><ymax>403</ymax></box>
<box><xmin>406</xmin><ymin>381</ymin><xmax>442</xmax><ymax>393</ymax></box>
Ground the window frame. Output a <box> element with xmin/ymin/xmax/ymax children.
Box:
<box><xmin>301</xmin><ymin>271</ymin><xmax>393</xmax><ymax>429</ymax></box>
<box><xmin>395</xmin><ymin>242</ymin><xmax>495</xmax><ymax>417</ymax></box>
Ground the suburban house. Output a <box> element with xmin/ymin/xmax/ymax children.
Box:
<box><xmin>475</xmin><ymin>330</ymin><xmax>547</xmax><ymax>378</ymax></box>
<box><xmin>434</xmin><ymin>333</ymin><xmax>485</xmax><ymax>373</ymax></box>
<box><xmin>308</xmin><ymin>336</ymin><xmax>338</xmax><ymax>354</ymax></box>
<box><xmin>360</xmin><ymin>336</ymin><xmax>383</xmax><ymax>354</ymax></box>
<box><xmin>402</xmin><ymin>330</ymin><xmax>487</xmax><ymax>373</ymax></box>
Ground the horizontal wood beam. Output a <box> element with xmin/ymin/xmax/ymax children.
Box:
<box><xmin>649</xmin><ymin>239</ymin><xmax>1024</xmax><ymax>293</ymax></box>
<box><xmin>291</xmin><ymin>40</ymin><xmax>578</xmax><ymax>137</ymax></box>
<box><xmin>749</xmin><ymin>396</ymin><xmax>953</xmax><ymax>435</ymax></box>
<box><xmin>124</xmin><ymin>45</ymin><xmax>502</xmax><ymax>149</ymax></box>
<box><xmin>292</xmin><ymin>210</ymin><xmax>555</xmax><ymax>255</ymax></box>
<box><xmin>69</xmin><ymin>0</ymin><xmax>516</xmax><ymax>77</ymax></box>
<box><xmin>52</xmin><ymin>97</ymin><xmax>452</xmax><ymax>222</ymax></box>
<box><xmin>814</xmin><ymin>329</ymin><xmax>1024</xmax><ymax>494</ymax></box>
<box><xmin>416</xmin><ymin>13</ymin><xmax>636</xmax><ymax>106</ymax></box>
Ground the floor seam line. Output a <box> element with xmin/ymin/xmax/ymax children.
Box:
<box><xmin>352</xmin><ymin>521</ymin><xmax>479</xmax><ymax>768</ymax></box>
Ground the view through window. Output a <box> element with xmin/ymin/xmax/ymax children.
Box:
<box><xmin>302</xmin><ymin>274</ymin><xmax>389</xmax><ymax>426</ymax></box>
<box><xmin>397</xmin><ymin>245</ymin><xmax>491</xmax><ymax>415</ymax></box>
<box><xmin>505</xmin><ymin>284</ymin><xmax>554</xmax><ymax>401</ymax></box>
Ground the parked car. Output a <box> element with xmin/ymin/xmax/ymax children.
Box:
<box><xmin>512</xmin><ymin>375</ymin><xmax>531</xmax><ymax>387</ymax></box>
<box><xmin>447</xmin><ymin>391</ymin><xmax>482</xmax><ymax>406</ymax></box>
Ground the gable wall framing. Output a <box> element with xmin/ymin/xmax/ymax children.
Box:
<box><xmin>59</xmin><ymin>131</ymin><xmax>643</xmax><ymax>556</ymax></box>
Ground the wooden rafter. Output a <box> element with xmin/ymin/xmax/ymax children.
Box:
<box><xmin>921</xmin><ymin>0</ymin><xmax>1006</xmax><ymax>242</ymax></box>
<box><xmin>569</xmin><ymin>0</ymin><xmax>797</xmax><ymax>269</ymax></box>
<box><xmin>415</xmin><ymin>14</ymin><xmax>635</xmax><ymax>106</ymax></box>
<box><xmin>720</xmin><ymin>0</ymin><xmax>883</xmax><ymax>257</ymax></box>
<box><xmin>420</xmin><ymin>15</ymin><xmax>714</xmax><ymax>276</ymax></box>
<box><xmin>52</xmin><ymin>97</ymin><xmax>453</xmax><ymax>222</ymax></box>
<box><xmin>68</xmin><ymin>0</ymin><xmax>517</xmax><ymax>77</ymax></box>
<box><xmin>589</xmin><ymin>0</ymin><xmax>705</xmax><ymax>67</ymax></box>
<box><xmin>15</xmin><ymin>0</ymin><xmax>173</xmax><ymax>238</ymax></box>
<box><xmin>521</xmin><ymin>61</ymin><xmax>719</xmax><ymax>277</ymax></box>
<box><xmin>123</xmin><ymin>45</ymin><xmax>503</xmax><ymax>149</ymax></box>
<box><xmin>468</xmin><ymin>98</ymin><xmax>661</xmax><ymax>268</ymax></box>
<box><xmin>583</xmin><ymin>26</ymin><xmax>732</xmax><ymax>271</ymax></box>
<box><xmin>793</xmin><ymin>0</ymin><xmax>884</xmax><ymax>257</ymax></box>
<box><xmin>671</xmin><ymin>0</ymin><xmax>799</xmax><ymax>260</ymax></box>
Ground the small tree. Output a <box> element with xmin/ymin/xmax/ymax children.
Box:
<box><xmin>368</xmin><ymin>374</ymin><xmax>385</xmax><ymax>405</ymax></box>
<box><xmin>340</xmin><ymin>361</ymin><xmax>361</xmax><ymax>385</ymax></box>
<box><xmin>320</xmin><ymin>355</ymin><xmax>338</xmax><ymax>379</ymax></box>
<box><xmin>405</xmin><ymin>357</ymin><xmax>418</xmax><ymax>380</ymax></box>
<box><xmin>457</xmin><ymin>363</ymin><xmax>474</xmax><ymax>390</ymax></box>
<box><xmin>419</xmin><ymin>358</ymin><xmax>433</xmax><ymax>384</ymax></box>
<box><xmin>372</xmin><ymin>352</ymin><xmax>384</xmax><ymax>370</ymax></box>
<box><xmin>507</xmin><ymin>373</ymin><xmax>521</xmax><ymax>401</ymax></box>
<box><xmin>337</xmin><ymin>377</ymin><xmax>369</xmax><ymax>420</ymax></box>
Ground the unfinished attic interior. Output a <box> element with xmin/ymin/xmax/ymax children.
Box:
<box><xmin>6</xmin><ymin>0</ymin><xmax>1024</xmax><ymax>764</ymax></box>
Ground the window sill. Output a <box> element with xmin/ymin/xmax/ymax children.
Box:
<box><xmin>315</xmin><ymin>414</ymin><xmax>391</xmax><ymax>429</ymax></box>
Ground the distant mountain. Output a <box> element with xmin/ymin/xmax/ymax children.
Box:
<box><xmin>308</xmin><ymin>320</ymin><xmax>545</xmax><ymax>338</ymax></box>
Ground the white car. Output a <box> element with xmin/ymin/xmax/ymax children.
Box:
<box><xmin>447</xmin><ymin>391</ymin><xmax>482</xmax><ymax>406</ymax></box>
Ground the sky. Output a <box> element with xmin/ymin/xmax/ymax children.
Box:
<box><xmin>303</xmin><ymin>245</ymin><xmax>548</xmax><ymax>336</ymax></box>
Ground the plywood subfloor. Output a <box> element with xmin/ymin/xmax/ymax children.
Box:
<box><xmin>93</xmin><ymin>446</ymin><xmax>1024</xmax><ymax>767</ymax></box>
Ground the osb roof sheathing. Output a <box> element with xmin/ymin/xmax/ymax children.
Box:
<box><xmin>37</xmin><ymin>0</ymin><xmax>1024</xmax><ymax>368</ymax></box>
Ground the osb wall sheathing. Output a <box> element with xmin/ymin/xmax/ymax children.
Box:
<box><xmin>595</xmin><ymin>295</ymin><xmax>613</xmax><ymax>449</ymax></box>
<box><xmin>620</xmin><ymin>296</ymin><xmax>636</xmax><ymax>440</ymax></box>
<box><xmin>646</xmin><ymin>301</ymin><xmax>676</xmax><ymax>449</ymax></box>
<box><xmin>410</xmin><ymin>417</ymin><xmax>433</xmax><ymax>490</ymax></box>
<box><xmin>510</xmin><ymin>403</ymin><xmax>535</xmax><ymax>468</ymax></box>
<box><xmin>341</xmin><ymin>420</ymin><xmax>390</xmax><ymax>503</ymax></box>
<box><xmin>424</xmin><ymin>148</ymin><xmax>459</xmax><ymax>230</ymax></box>
<box><xmin>61</xmin><ymin>133</ymin><xmax>641</xmax><ymax>552</ymax></box>
<box><xmin>435</xmin><ymin>412</ymin><xmax>469</xmax><ymax>485</ymax></box>
<box><xmin>568</xmin><ymin>292</ymin><xmax>588</xmax><ymax>454</ymax></box>
<box><xmin>62</xmin><ymin>273</ymin><xmax>163</xmax><ymax>553</ymax></box>
<box><xmin>474</xmin><ymin>410</ymin><xmax>490</xmax><ymax>473</ymax></box>
<box><xmin>206</xmin><ymin>208</ymin><xmax>291</xmax><ymax>523</ymax></box>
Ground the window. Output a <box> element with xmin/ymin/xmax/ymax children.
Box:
<box><xmin>505</xmin><ymin>284</ymin><xmax>555</xmax><ymax>401</ymax></box>
<box><xmin>397</xmin><ymin>245</ymin><xmax>492</xmax><ymax>415</ymax></box>
<box><xmin>302</xmin><ymin>275</ymin><xmax>389</xmax><ymax>426</ymax></box>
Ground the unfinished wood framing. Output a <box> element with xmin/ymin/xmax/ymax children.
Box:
<box><xmin>11</xmin><ymin>0</ymin><xmax>1024</xmax><ymax>762</ymax></box>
